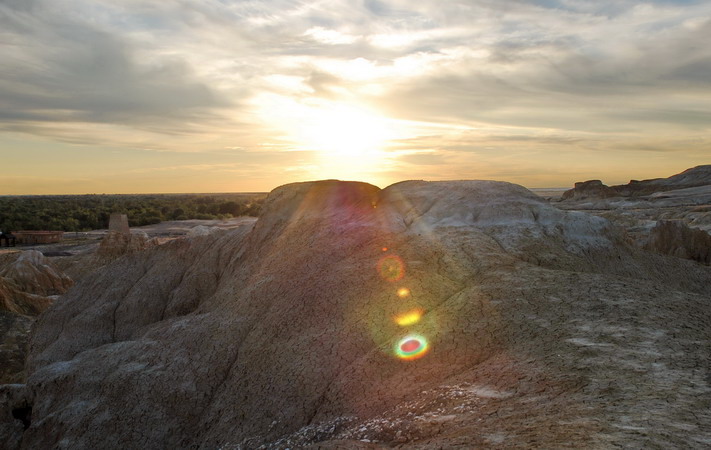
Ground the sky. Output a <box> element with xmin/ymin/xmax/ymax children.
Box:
<box><xmin>1</xmin><ymin>0</ymin><xmax>710</xmax><ymax>194</ymax></box>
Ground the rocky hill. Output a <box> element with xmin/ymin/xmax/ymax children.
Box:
<box><xmin>1</xmin><ymin>180</ymin><xmax>710</xmax><ymax>448</ymax></box>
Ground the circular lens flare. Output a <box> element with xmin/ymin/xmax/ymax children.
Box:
<box><xmin>377</xmin><ymin>255</ymin><xmax>405</xmax><ymax>282</ymax></box>
<box><xmin>397</xmin><ymin>287</ymin><xmax>410</xmax><ymax>298</ymax></box>
<box><xmin>395</xmin><ymin>334</ymin><xmax>429</xmax><ymax>360</ymax></box>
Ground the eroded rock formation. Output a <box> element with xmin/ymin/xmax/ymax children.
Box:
<box><xmin>1</xmin><ymin>180</ymin><xmax>709</xmax><ymax>448</ymax></box>
<box><xmin>0</xmin><ymin>251</ymin><xmax>72</xmax><ymax>298</ymax></box>
<box><xmin>0</xmin><ymin>279</ymin><xmax>52</xmax><ymax>318</ymax></box>
<box><xmin>96</xmin><ymin>230</ymin><xmax>150</xmax><ymax>259</ymax></box>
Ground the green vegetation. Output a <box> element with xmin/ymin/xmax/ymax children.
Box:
<box><xmin>0</xmin><ymin>193</ymin><xmax>267</xmax><ymax>232</ymax></box>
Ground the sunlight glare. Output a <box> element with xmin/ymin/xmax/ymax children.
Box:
<box><xmin>394</xmin><ymin>308</ymin><xmax>423</xmax><ymax>326</ymax></box>
<box><xmin>298</xmin><ymin>104</ymin><xmax>390</xmax><ymax>157</ymax></box>
<box><xmin>253</xmin><ymin>94</ymin><xmax>405</xmax><ymax>181</ymax></box>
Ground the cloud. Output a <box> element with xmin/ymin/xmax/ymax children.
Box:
<box><xmin>4</xmin><ymin>0</ymin><xmax>709</xmax><ymax>134</ymax></box>
<box><xmin>0</xmin><ymin>0</ymin><xmax>231</xmax><ymax>139</ymax></box>
<box><xmin>1</xmin><ymin>0</ymin><xmax>709</xmax><ymax>191</ymax></box>
<box><xmin>364</xmin><ymin>2</ymin><xmax>711</xmax><ymax>133</ymax></box>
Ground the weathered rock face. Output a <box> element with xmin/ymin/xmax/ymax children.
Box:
<box><xmin>2</xmin><ymin>180</ymin><xmax>710</xmax><ymax>449</ymax></box>
<box><xmin>644</xmin><ymin>220</ymin><xmax>711</xmax><ymax>264</ymax></box>
<box><xmin>0</xmin><ymin>279</ymin><xmax>52</xmax><ymax>317</ymax></box>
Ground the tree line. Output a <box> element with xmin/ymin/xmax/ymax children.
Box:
<box><xmin>0</xmin><ymin>193</ymin><xmax>267</xmax><ymax>232</ymax></box>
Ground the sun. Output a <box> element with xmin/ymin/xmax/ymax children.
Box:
<box><xmin>298</xmin><ymin>103</ymin><xmax>391</xmax><ymax>158</ymax></box>
<box><xmin>296</xmin><ymin>102</ymin><xmax>399</xmax><ymax>181</ymax></box>
<box><xmin>254</xmin><ymin>95</ymin><xmax>401</xmax><ymax>181</ymax></box>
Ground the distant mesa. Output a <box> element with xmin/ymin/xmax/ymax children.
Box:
<box><xmin>561</xmin><ymin>164</ymin><xmax>711</xmax><ymax>200</ymax></box>
<box><xmin>561</xmin><ymin>179</ymin><xmax>617</xmax><ymax>201</ymax></box>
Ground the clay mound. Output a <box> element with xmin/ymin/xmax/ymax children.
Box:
<box><xmin>644</xmin><ymin>220</ymin><xmax>711</xmax><ymax>264</ymax></box>
<box><xmin>382</xmin><ymin>180</ymin><xmax>623</xmax><ymax>251</ymax></box>
<box><xmin>3</xmin><ymin>180</ymin><xmax>710</xmax><ymax>449</ymax></box>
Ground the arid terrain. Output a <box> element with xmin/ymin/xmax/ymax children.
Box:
<box><xmin>556</xmin><ymin>165</ymin><xmax>711</xmax><ymax>264</ymax></box>
<box><xmin>1</xmin><ymin>167</ymin><xmax>710</xmax><ymax>449</ymax></box>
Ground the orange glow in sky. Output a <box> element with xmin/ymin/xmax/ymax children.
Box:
<box><xmin>2</xmin><ymin>1</ymin><xmax>709</xmax><ymax>194</ymax></box>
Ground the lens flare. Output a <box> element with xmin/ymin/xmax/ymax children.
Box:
<box><xmin>394</xmin><ymin>308</ymin><xmax>423</xmax><ymax>326</ymax></box>
<box><xmin>397</xmin><ymin>287</ymin><xmax>410</xmax><ymax>298</ymax></box>
<box><xmin>377</xmin><ymin>255</ymin><xmax>405</xmax><ymax>282</ymax></box>
<box><xmin>395</xmin><ymin>334</ymin><xmax>429</xmax><ymax>360</ymax></box>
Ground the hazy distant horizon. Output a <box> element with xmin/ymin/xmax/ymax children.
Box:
<box><xmin>2</xmin><ymin>1</ymin><xmax>710</xmax><ymax>194</ymax></box>
<box><xmin>0</xmin><ymin>176</ymin><xmax>678</xmax><ymax>197</ymax></box>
